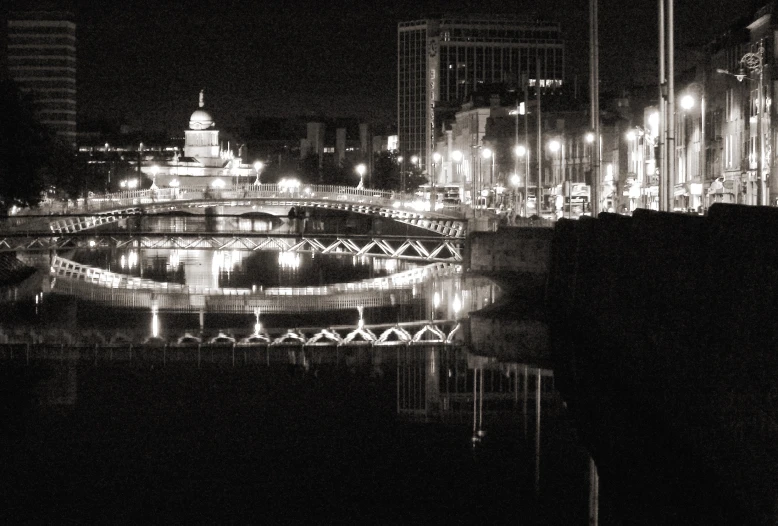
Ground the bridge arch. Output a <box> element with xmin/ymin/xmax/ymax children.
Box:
<box><xmin>41</xmin><ymin>185</ymin><xmax>466</xmax><ymax>237</ymax></box>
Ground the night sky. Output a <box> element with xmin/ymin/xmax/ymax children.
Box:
<box><xmin>5</xmin><ymin>0</ymin><xmax>755</xmax><ymax>134</ymax></box>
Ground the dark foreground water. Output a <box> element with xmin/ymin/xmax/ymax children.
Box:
<box><xmin>1</xmin><ymin>362</ymin><xmax>590</xmax><ymax>525</ymax></box>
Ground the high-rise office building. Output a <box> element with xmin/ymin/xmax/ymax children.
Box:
<box><xmin>7</xmin><ymin>9</ymin><xmax>77</xmax><ymax>146</ymax></box>
<box><xmin>398</xmin><ymin>14</ymin><xmax>564</xmax><ymax>171</ymax></box>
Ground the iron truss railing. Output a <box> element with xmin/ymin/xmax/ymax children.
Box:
<box><xmin>0</xmin><ymin>320</ymin><xmax>462</xmax><ymax>348</ymax></box>
<box><xmin>8</xmin><ymin>184</ymin><xmax>467</xmax><ymax>237</ymax></box>
<box><xmin>0</xmin><ymin>232</ymin><xmax>464</xmax><ymax>263</ymax></box>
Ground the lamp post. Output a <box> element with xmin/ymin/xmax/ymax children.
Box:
<box><xmin>549</xmin><ymin>139</ymin><xmax>567</xmax><ymax>218</ymax></box>
<box><xmin>514</xmin><ymin>144</ymin><xmax>528</xmax><ymax>216</ymax></box>
<box><xmin>397</xmin><ymin>156</ymin><xmax>404</xmax><ymax>193</ymax></box>
<box><xmin>481</xmin><ymin>148</ymin><xmax>494</xmax><ymax>208</ymax></box>
<box><xmin>585</xmin><ymin>132</ymin><xmax>595</xmax><ymax>212</ymax></box>
<box><xmin>549</xmin><ymin>140</ymin><xmax>560</xmax><ymax>217</ymax></box>
<box><xmin>626</xmin><ymin>128</ymin><xmax>645</xmax><ymax>210</ymax></box>
<box><xmin>355</xmin><ymin>163</ymin><xmax>366</xmax><ymax>189</ymax></box>
<box><xmin>680</xmin><ymin>83</ymin><xmax>705</xmax><ymax>212</ymax></box>
<box><xmin>451</xmin><ymin>150</ymin><xmax>463</xmax><ymax>204</ymax></box>
<box><xmin>509</xmin><ymin>103</ymin><xmax>525</xmax><ymax>193</ymax></box>
<box><xmin>253</xmin><ymin>160</ymin><xmax>264</xmax><ymax>186</ymax></box>
<box><xmin>150</xmin><ymin>165</ymin><xmax>159</xmax><ymax>191</ymax></box>
<box><xmin>410</xmin><ymin>155</ymin><xmax>419</xmax><ymax>194</ymax></box>
<box><xmin>431</xmin><ymin>152</ymin><xmax>441</xmax><ymax>210</ymax></box>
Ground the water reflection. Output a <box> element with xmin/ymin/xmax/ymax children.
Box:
<box><xmin>75</xmin><ymin>248</ymin><xmax>422</xmax><ymax>290</ymax></box>
<box><xmin>1</xmin><ymin>343</ymin><xmax>593</xmax><ymax>524</ymax></box>
<box><xmin>397</xmin><ymin>346</ymin><xmax>593</xmax><ymax>521</ymax></box>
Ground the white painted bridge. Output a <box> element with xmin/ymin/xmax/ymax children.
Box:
<box><xmin>48</xmin><ymin>255</ymin><xmax>460</xmax><ymax>313</ymax></box>
<box><xmin>10</xmin><ymin>184</ymin><xmax>467</xmax><ymax>237</ymax></box>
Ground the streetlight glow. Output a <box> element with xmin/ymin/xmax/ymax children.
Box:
<box><xmin>150</xmin><ymin>165</ymin><xmax>159</xmax><ymax>190</ymax></box>
<box><xmin>548</xmin><ymin>140</ymin><xmax>560</xmax><ymax>152</ymax></box>
<box><xmin>451</xmin><ymin>150</ymin><xmax>463</xmax><ymax>162</ymax></box>
<box><xmin>253</xmin><ymin>160</ymin><xmax>263</xmax><ymax>185</ymax></box>
<box><xmin>355</xmin><ymin>163</ymin><xmax>366</xmax><ymax>188</ymax></box>
<box><xmin>514</xmin><ymin>145</ymin><xmax>527</xmax><ymax>157</ymax></box>
<box><xmin>680</xmin><ymin>94</ymin><xmax>695</xmax><ymax>110</ymax></box>
<box><xmin>648</xmin><ymin>112</ymin><xmax>660</xmax><ymax>136</ymax></box>
<box><xmin>585</xmin><ymin>132</ymin><xmax>595</xmax><ymax>144</ymax></box>
<box><xmin>481</xmin><ymin>148</ymin><xmax>492</xmax><ymax>159</ymax></box>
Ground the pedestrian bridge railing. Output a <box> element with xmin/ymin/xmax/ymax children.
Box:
<box><xmin>48</xmin><ymin>256</ymin><xmax>458</xmax><ymax>312</ymax></box>
<box><xmin>9</xmin><ymin>184</ymin><xmax>467</xmax><ymax>237</ymax></box>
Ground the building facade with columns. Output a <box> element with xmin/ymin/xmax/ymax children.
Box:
<box><xmin>140</xmin><ymin>90</ymin><xmax>253</xmax><ymax>188</ymax></box>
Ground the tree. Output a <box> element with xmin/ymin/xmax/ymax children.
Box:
<box><xmin>371</xmin><ymin>151</ymin><xmax>402</xmax><ymax>190</ymax></box>
<box><xmin>299</xmin><ymin>152</ymin><xmax>320</xmax><ymax>184</ymax></box>
<box><xmin>0</xmin><ymin>80</ymin><xmax>52</xmax><ymax>214</ymax></box>
<box><xmin>404</xmin><ymin>161</ymin><xmax>428</xmax><ymax>193</ymax></box>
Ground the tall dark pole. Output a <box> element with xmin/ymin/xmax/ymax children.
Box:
<box><xmin>524</xmin><ymin>72</ymin><xmax>530</xmax><ymax>216</ymax></box>
<box><xmin>590</xmin><ymin>0</ymin><xmax>600</xmax><ymax>216</ymax></box>
<box><xmin>667</xmin><ymin>0</ymin><xmax>675</xmax><ymax>211</ymax></box>
<box><xmin>659</xmin><ymin>0</ymin><xmax>668</xmax><ymax>211</ymax></box>
<box><xmin>758</xmin><ymin>51</ymin><xmax>765</xmax><ymax>206</ymax></box>
<box><xmin>700</xmin><ymin>67</ymin><xmax>706</xmax><ymax>212</ymax></box>
<box><xmin>536</xmin><ymin>59</ymin><xmax>542</xmax><ymax>212</ymax></box>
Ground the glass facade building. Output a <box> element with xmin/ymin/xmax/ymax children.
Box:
<box><xmin>8</xmin><ymin>10</ymin><xmax>77</xmax><ymax>146</ymax></box>
<box><xmin>398</xmin><ymin>15</ymin><xmax>564</xmax><ymax>172</ymax></box>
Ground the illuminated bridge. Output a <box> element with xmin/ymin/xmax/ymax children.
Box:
<box><xmin>0</xmin><ymin>319</ymin><xmax>462</xmax><ymax>354</ymax></box>
<box><xmin>0</xmin><ymin>231</ymin><xmax>464</xmax><ymax>263</ymax></box>
<box><xmin>46</xmin><ymin>256</ymin><xmax>459</xmax><ymax>313</ymax></box>
<box><xmin>9</xmin><ymin>184</ymin><xmax>467</xmax><ymax>237</ymax></box>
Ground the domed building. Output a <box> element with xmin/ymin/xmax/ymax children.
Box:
<box><xmin>143</xmin><ymin>90</ymin><xmax>254</xmax><ymax>187</ymax></box>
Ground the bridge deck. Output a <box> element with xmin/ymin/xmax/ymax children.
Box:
<box><xmin>9</xmin><ymin>184</ymin><xmax>468</xmax><ymax>237</ymax></box>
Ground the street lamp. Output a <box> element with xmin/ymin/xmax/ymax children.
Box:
<box><xmin>253</xmin><ymin>160</ymin><xmax>264</xmax><ymax>186</ymax></box>
<box><xmin>431</xmin><ymin>152</ymin><xmax>441</xmax><ymax>209</ymax></box>
<box><xmin>150</xmin><ymin>165</ymin><xmax>159</xmax><ymax>190</ymax></box>
<box><xmin>548</xmin><ymin>139</ymin><xmax>567</xmax><ymax>218</ymax></box>
<box><xmin>510</xmin><ymin>172</ymin><xmax>520</xmax><ymax>216</ymax></box>
<box><xmin>397</xmin><ymin>156</ymin><xmax>404</xmax><ymax>192</ymax></box>
<box><xmin>409</xmin><ymin>155</ymin><xmax>419</xmax><ymax>194</ymax></box>
<box><xmin>355</xmin><ymin>163</ymin><xmax>366</xmax><ymax>189</ymax></box>
<box><xmin>585</xmin><ymin>132</ymin><xmax>597</xmax><ymax>212</ymax></box>
<box><xmin>509</xmin><ymin>103</ymin><xmax>525</xmax><ymax>194</ymax></box>
<box><xmin>679</xmin><ymin>84</ymin><xmax>705</xmax><ymax>212</ymax></box>
<box><xmin>451</xmin><ymin>150</ymin><xmax>463</xmax><ymax>203</ymax></box>
<box><xmin>514</xmin><ymin>144</ymin><xmax>528</xmax><ymax>216</ymax></box>
<box><xmin>481</xmin><ymin>148</ymin><xmax>494</xmax><ymax>208</ymax></box>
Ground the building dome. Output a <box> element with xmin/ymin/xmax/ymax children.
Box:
<box><xmin>189</xmin><ymin>109</ymin><xmax>214</xmax><ymax>130</ymax></box>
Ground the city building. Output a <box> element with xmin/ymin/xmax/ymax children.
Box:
<box><xmin>431</xmin><ymin>82</ymin><xmax>607</xmax><ymax>216</ymax></box>
<box><xmin>7</xmin><ymin>9</ymin><xmax>77</xmax><ymax>146</ymax></box>
<box><xmin>135</xmin><ymin>90</ymin><xmax>253</xmax><ymax>188</ymax></box>
<box><xmin>397</xmin><ymin>14</ymin><xmax>565</xmax><ymax>174</ymax></box>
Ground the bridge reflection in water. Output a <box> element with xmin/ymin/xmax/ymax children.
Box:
<box><xmin>0</xmin><ymin>339</ymin><xmax>591</xmax><ymax>524</ymax></box>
